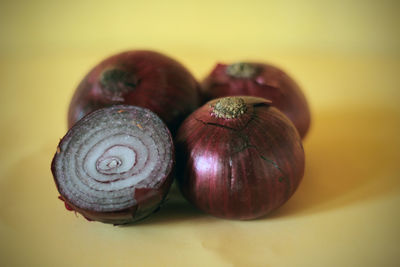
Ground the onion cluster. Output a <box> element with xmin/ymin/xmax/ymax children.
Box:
<box><xmin>52</xmin><ymin>50</ymin><xmax>310</xmax><ymax>224</ymax></box>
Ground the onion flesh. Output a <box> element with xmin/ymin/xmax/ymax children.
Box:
<box><xmin>52</xmin><ymin>105</ymin><xmax>174</xmax><ymax>224</ymax></box>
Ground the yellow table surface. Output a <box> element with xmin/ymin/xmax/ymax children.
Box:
<box><xmin>1</xmin><ymin>1</ymin><xmax>399</xmax><ymax>266</ymax></box>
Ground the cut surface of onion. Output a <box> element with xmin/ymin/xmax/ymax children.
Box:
<box><xmin>52</xmin><ymin>105</ymin><xmax>174</xmax><ymax>224</ymax></box>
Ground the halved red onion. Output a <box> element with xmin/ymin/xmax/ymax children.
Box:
<box><xmin>176</xmin><ymin>96</ymin><xmax>305</xmax><ymax>220</ymax></box>
<box><xmin>201</xmin><ymin>62</ymin><xmax>311</xmax><ymax>138</ymax></box>
<box><xmin>52</xmin><ymin>105</ymin><xmax>174</xmax><ymax>224</ymax></box>
<box><xmin>68</xmin><ymin>50</ymin><xmax>201</xmax><ymax>133</ymax></box>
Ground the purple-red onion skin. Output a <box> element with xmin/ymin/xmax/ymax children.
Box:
<box><xmin>68</xmin><ymin>50</ymin><xmax>201</xmax><ymax>133</ymax></box>
<box><xmin>201</xmin><ymin>63</ymin><xmax>311</xmax><ymax>138</ymax></box>
<box><xmin>176</xmin><ymin>96</ymin><xmax>305</xmax><ymax>220</ymax></box>
<box><xmin>56</xmin><ymin>183</ymin><xmax>171</xmax><ymax>224</ymax></box>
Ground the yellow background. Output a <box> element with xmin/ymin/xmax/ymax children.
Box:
<box><xmin>1</xmin><ymin>0</ymin><xmax>399</xmax><ymax>266</ymax></box>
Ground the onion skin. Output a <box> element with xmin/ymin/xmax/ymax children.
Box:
<box><xmin>176</xmin><ymin>96</ymin><xmax>305</xmax><ymax>220</ymax></box>
<box><xmin>52</xmin><ymin>105</ymin><xmax>175</xmax><ymax>225</ymax></box>
<box><xmin>68</xmin><ymin>50</ymin><xmax>201</xmax><ymax>133</ymax></box>
<box><xmin>201</xmin><ymin>62</ymin><xmax>311</xmax><ymax>138</ymax></box>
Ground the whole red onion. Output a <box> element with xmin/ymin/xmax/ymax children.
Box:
<box><xmin>201</xmin><ymin>62</ymin><xmax>311</xmax><ymax>138</ymax></box>
<box><xmin>52</xmin><ymin>105</ymin><xmax>174</xmax><ymax>224</ymax></box>
<box><xmin>68</xmin><ymin>50</ymin><xmax>200</xmax><ymax>133</ymax></box>
<box><xmin>176</xmin><ymin>96</ymin><xmax>305</xmax><ymax>220</ymax></box>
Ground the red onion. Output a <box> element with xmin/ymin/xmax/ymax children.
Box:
<box><xmin>201</xmin><ymin>62</ymin><xmax>311</xmax><ymax>138</ymax></box>
<box><xmin>176</xmin><ymin>96</ymin><xmax>305</xmax><ymax>220</ymax></box>
<box><xmin>68</xmin><ymin>50</ymin><xmax>200</xmax><ymax>133</ymax></box>
<box><xmin>52</xmin><ymin>105</ymin><xmax>174</xmax><ymax>224</ymax></box>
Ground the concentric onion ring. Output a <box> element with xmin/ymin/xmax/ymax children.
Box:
<box><xmin>51</xmin><ymin>105</ymin><xmax>174</xmax><ymax>224</ymax></box>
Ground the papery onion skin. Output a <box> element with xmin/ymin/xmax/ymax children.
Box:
<box><xmin>201</xmin><ymin>62</ymin><xmax>311</xmax><ymax>138</ymax></box>
<box><xmin>52</xmin><ymin>105</ymin><xmax>175</xmax><ymax>225</ymax></box>
<box><xmin>68</xmin><ymin>50</ymin><xmax>201</xmax><ymax>133</ymax></box>
<box><xmin>176</xmin><ymin>96</ymin><xmax>305</xmax><ymax>220</ymax></box>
